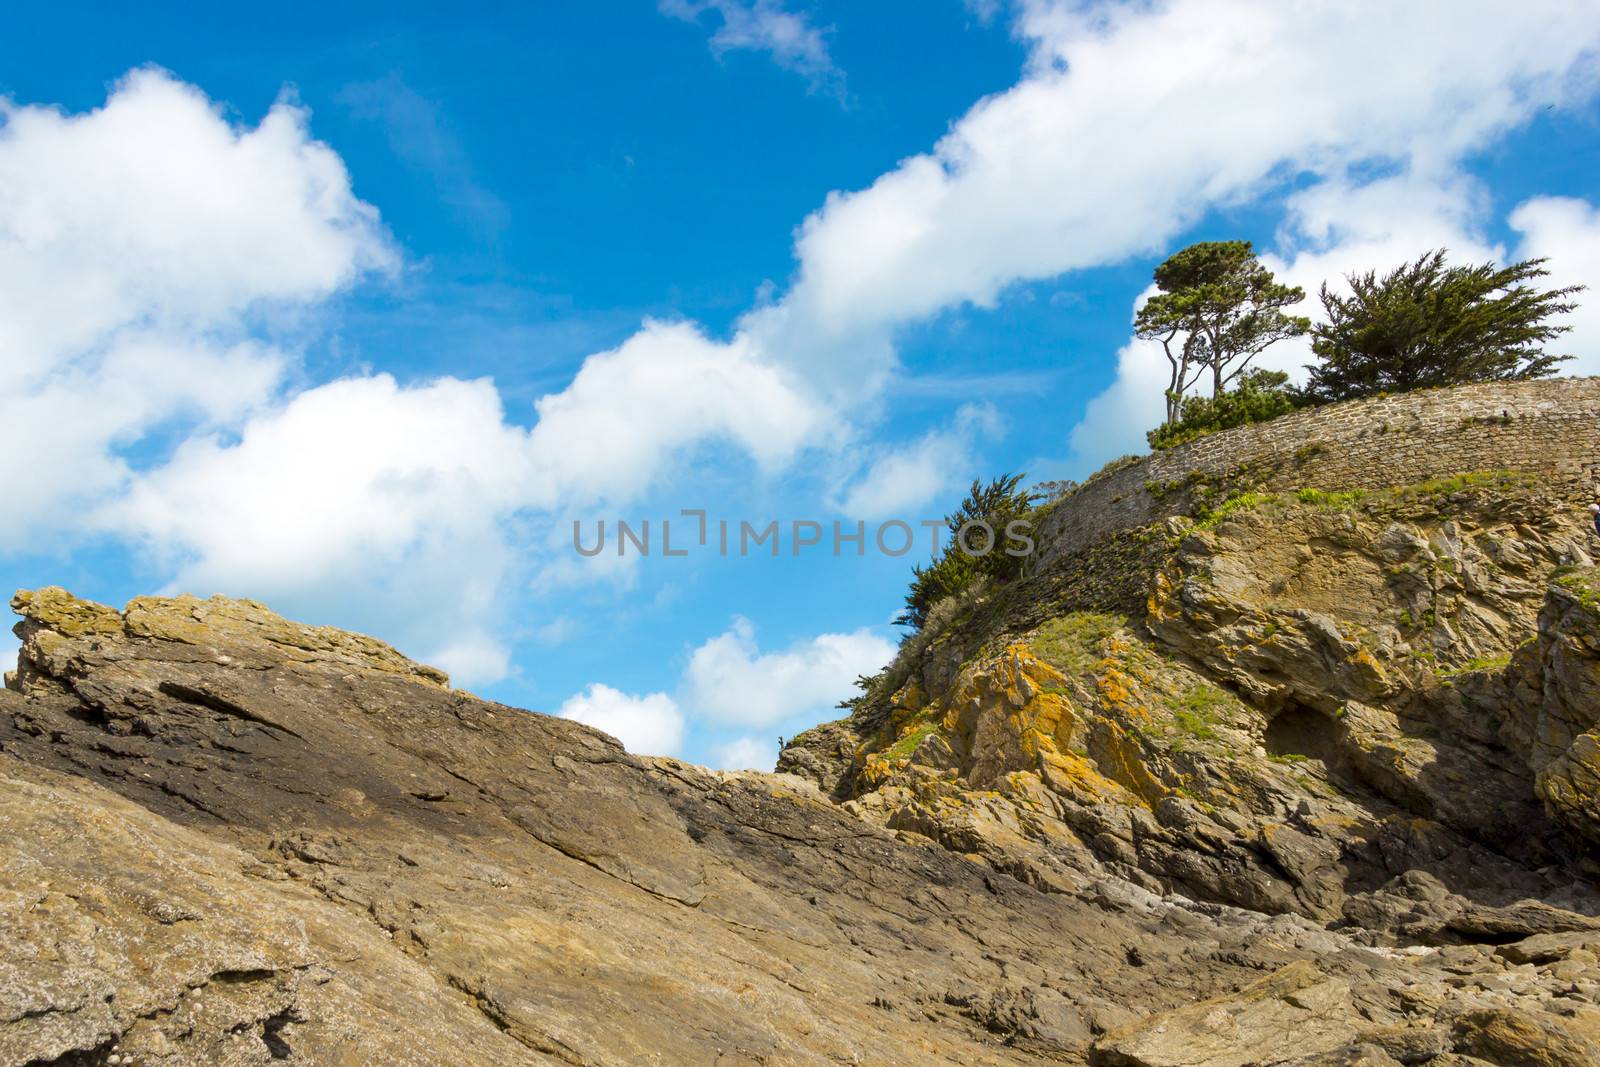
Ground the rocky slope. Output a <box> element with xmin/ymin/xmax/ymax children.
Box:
<box><xmin>2</xmin><ymin>467</ymin><xmax>1599</xmax><ymax>1064</ymax></box>
<box><xmin>781</xmin><ymin>471</ymin><xmax>1600</xmax><ymax>1063</ymax></box>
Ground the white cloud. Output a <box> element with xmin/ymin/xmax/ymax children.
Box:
<box><xmin>1070</xmin><ymin>169</ymin><xmax>1518</xmax><ymax>470</ymax></box>
<box><xmin>338</xmin><ymin>73</ymin><xmax>507</xmax><ymax>235</ymax></box>
<box><xmin>774</xmin><ymin>0</ymin><xmax>1598</xmax><ymax>344</ymax></box>
<box><xmin>661</xmin><ymin>0</ymin><xmax>843</xmax><ymax>96</ymax></box>
<box><xmin>683</xmin><ymin>617</ymin><xmax>893</xmax><ymax>727</ymax></box>
<box><xmin>713</xmin><ymin>735</ymin><xmax>777</xmax><ymax>772</ymax></box>
<box><xmin>1511</xmin><ymin>196</ymin><xmax>1600</xmax><ymax>376</ymax></box>
<box><xmin>533</xmin><ymin>616</ymin><xmax>580</xmax><ymax>646</ymax></box>
<box><xmin>428</xmin><ymin>629</ymin><xmax>514</xmax><ymax>689</ymax></box>
<box><xmin>837</xmin><ymin>403</ymin><xmax>1001</xmax><ymax>519</ymax></box>
<box><xmin>0</xmin><ymin>67</ymin><xmax>394</xmax><ymax>548</ymax></box>
<box><xmin>525</xmin><ymin>319</ymin><xmax>822</xmax><ymax>508</ymax></box>
<box><xmin>111</xmin><ymin>374</ymin><xmax>534</xmax><ymax>683</ymax></box>
<box><xmin>558</xmin><ymin>683</ymin><xmax>685</xmax><ymax>756</ymax></box>
<box><xmin>964</xmin><ymin>0</ymin><xmax>1004</xmax><ymax>25</ymax></box>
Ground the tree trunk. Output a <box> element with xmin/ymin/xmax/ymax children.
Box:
<box><xmin>1210</xmin><ymin>327</ymin><xmax>1225</xmax><ymax>399</ymax></box>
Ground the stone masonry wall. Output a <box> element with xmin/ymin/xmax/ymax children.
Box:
<box><xmin>1036</xmin><ymin>377</ymin><xmax>1600</xmax><ymax>563</ymax></box>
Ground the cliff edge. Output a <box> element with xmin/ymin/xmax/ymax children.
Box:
<box><xmin>4</xmin><ymin>384</ymin><xmax>1600</xmax><ymax>1065</ymax></box>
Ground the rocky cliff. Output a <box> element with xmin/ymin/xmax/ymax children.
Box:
<box><xmin>5</xmin><ymin>389</ymin><xmax>1600</xmax><ymax>1066</ymax></box>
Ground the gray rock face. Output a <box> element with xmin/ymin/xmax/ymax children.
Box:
<box><xmin>5</xmin><ymin>475</ymin><xmax>1600</xmax><ymax>1064</ymax></box>
<box><xmin>782</xmin><ymin>477</ymin><xmax>1600</xmax><ymax>1064</ymax></box>
<box><xmin>0</xmin><ymin>589</ymin><xmax>1331</xmax><ymax>1064</ymax></box>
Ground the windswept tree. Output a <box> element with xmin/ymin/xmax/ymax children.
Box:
<box><xmin>897</xmin><ymin>474</ymin><xmax>1038</xmax><ymax>630</ymax></box>
<box><xmin>1135</xmin><ymin>240</ymin><xmax>1310</xmax><ymax>424</ymax></box>
<box><xmin>1306</xmin><ymin>251</ymin><xmax>1582</xmax><ymax>401</ymax></box>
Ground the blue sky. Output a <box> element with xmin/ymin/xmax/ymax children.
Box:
<box><xmin>3</xmin><ymin>1</ymin><xmax>1600</xmax><ymax>769</ymax></box>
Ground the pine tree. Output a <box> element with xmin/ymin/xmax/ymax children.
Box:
<box><xmin>1135</xmin><ymin>241</ymin><xmax>1310</xmax><ymax>424</ymax></box>
<box><xmin>1306</xmin><ymin>251</ymin><xmax>1582</xmax><ymax>401</ymax></box>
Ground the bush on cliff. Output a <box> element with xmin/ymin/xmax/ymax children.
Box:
<box><xmin>897</xmin><ymin>473</ymin><xmax>1039</xmax><ymax>631</ymax></box>
<box><xmin>1147</xmin><ymin>369</ymin><xmax>1304</xmax><ymax>450</ymax></box>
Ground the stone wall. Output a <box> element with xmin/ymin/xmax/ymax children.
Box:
<box><xmin>1036</xmin><ymin>377</ymin><xmax>1600</xmax><ymax>563</ymax></box>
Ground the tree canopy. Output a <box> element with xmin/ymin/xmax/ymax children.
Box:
<box><xmin>897</xmin><ymin>474</ymin><xmax>1037</xmax><ymax>630</ymax></box>
<box><xmin>1305</xmin><ymin>251</ymin><xmax>1582</xmax><ymax>401</ymax></box>
<box><xmin>1135</xmin><ymin>240</ymin><xmax>1310</xmax><ymax>424</ymax></box>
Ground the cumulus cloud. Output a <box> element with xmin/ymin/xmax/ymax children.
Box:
<box><xmin>836</xmin><ymin>403</ymin><xmax>1001</xmax><ymax>519</ymax></box>
<box><xmin>558</xmin><ymin>683</ymin><xmax>685</xmax><ymax>756</ymax></box>
<box><xmin>661</xmin><ymin>0</ymin><xmax>843</xmax><ymax>96</ymax></box>
<box><xmin>0</xmin><ymin>67</ymin><xmax>394</xmax><ymax>548</ymax></box>
<box><xmin>780</xmin><ymin>1</ymin><xmax>1598</xmax><ymax>344</ymax></box>
<box><xmin>713</xmin><ymin>735</ymin><xmax>777</xmax><ymax>771</ymax></box>
<box><xmin>683</xmin><ymin>617</ymin><xmax>893</xmax><ymax>727</ymax></box>
<box><xmin>525</xmin><ymin>319</ymin><xmax>823</xmax><ymax>508</ymax></box>
<box><xmin>111</xmin><ymin>374</ymin><xmax>534</xmax><ymax>683</ymax></box>
<box><xmin>1511</xmin><ymin>196</ymin><xmax>1600</xmax><ymax>376</ymax></box>
<box><xmin>1070</xmin><ymin>167</ymin><xmax>1515</xmax><ymax>467</ymax></box>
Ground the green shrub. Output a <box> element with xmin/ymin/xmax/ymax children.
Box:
<box><xmin>1147</xmin><ymin>369</ymin><xmax>1305</xmax><ymax>450</ymax></box>
<box><xmin>897</xmin><ymin>474</ymin><xmax>1039</xmax><ymax>630</ymax></box>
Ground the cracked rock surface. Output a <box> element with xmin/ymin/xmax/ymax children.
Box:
<box><xmin>4</xmin><ymin>476</ymin><xmax>1600</xmax><ymax>1065</ymax></box>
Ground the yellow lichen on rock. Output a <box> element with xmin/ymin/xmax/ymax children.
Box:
<box><xmin>1537</xmin><ymin>731</ymin><xmax>1600</xmax><ymax>841</ymax></box>
<box><xmin>11</xmin><ymin>587</ymin><xmax>123</xmax><ymax>638</ymax></box>
<box><xmin>12</xmin><ymin>587</ymin><xmax>451</xmax><ymax>690</ymax></box>
<box><xmin>854</xmin><ymin>634</ymin><xmax>1165</xmax><ymax>813</ymax></box>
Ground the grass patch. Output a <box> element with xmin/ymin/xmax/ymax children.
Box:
<box><xmin>1168</xmin><ymin>683</ymin><xmax>1232</xmax><ymax>745</ymax></box>
<box><xmin>884</xmin><ymin>720</ymin><xmax>937</xmax><ymax>760</ymax></box>
<box><xmin>1030</xmin><ymin>612</ymin><xmax>1124</xmax><ymax>676</ymax></box>
<box><xmin>1294</xmin><ymin>486</ymin><xmax>1368</xmax><ymax>508</ymax></box>
<box><xmin>1438</xmin><ymin>652</ymin><xmax>1512</xmax><ymax>678</ymax></box>
<box><xmin>1172</xmin><ymin>710</ymin><xmax>1221</xmax><ymax>742</ymax></box>
<box><xmin>1177</xmin><ymin>683</ymin><xmax>1231</xmax><ymax>717</ymax></box>
<box><xmin>1194</xmin><ymin>491</ymin><xmax>1276</xmax><ymax>530</ymax></box>
<box><xmin>1556</xmin><ymin>568</ymin><xmax>1600</xmax><ymax>611</ymax></box>
<box><xmin>1193</xmin><ymin>471</ymin><xmax>1542</xmax><ymax>534</ymax></box>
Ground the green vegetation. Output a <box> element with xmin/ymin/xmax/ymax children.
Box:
<box><xmin>1438</xmin><ymin>652</ymin><xmax>1513</xmax><ymax>678</ymax></box>
<box><xmin>899</xmin><ymin>474</ymin><xmax>1039</xmax><ymax>630</ymax></box>
<box><xmin>1030</xmin><ymin>612</ymin><xmax>1123</xmax><ymax>676</ymax></box>
<box><xmin>1306</xmin><ymin>251</ymin><xmax>1582</xmax><ymax>402</ymax></box>
<box><xmin>1294</xmin><ymin>441</ymin><xmax>1327</xmax><ymax>463</ymax></box>
<box><xmin>1169</xmin><ymin>683</ymin><xmax>1231</xmax><ymax>745</ymax></box>
<box><xmin>1193</xmin><ymin>491</ymin><xmax>1274</xmax><ymax>529</ymax></box>
<box><xmin>1293</xmin><ymin>486</ymin><xmax>1366</xmax><ymax>508</ymax></box>
<box><xmin>884</xmin><ymin>720</ymin><xmax>937</xmax><ymax>760</ymax></box>
<box><xmin>1177</xmin><ymin>683</ymin><xmax>1231</xmax><ymax>717</ymax></box>
<box><xmin>1555</xmin><ymin>568</ymin><xmax>1600</xmax><ymax>611</ymax></box>
<box><xmin>1121</xmin><ymin>242</ymin><xmax>1587</xmax><ymax>450</ymax></box>
<box><xmin>1135</xmin><ymin>240</ymin><xmax>1310</xmax><ymax>427</ymax></box>
<box><xmin>1084</xmin><ymin>454</ymin><xmax>1142</xmax><ymax>484</ymax></box>
<box><xmin>1193</xmin><ymin>471</ymin><xmax>1537</xmax><ymax>533</ymax></box>
<box><xmin>1147</xmin><ymin>369</ymin><xmax>1305</xmax><ymax>450</ymax></box>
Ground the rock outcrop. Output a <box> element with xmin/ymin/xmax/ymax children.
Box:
<box><xmin>0</xmin><ymin>588</ymin><xmax>1411</xmax><ymax>1065</ymax></box>
<box><xmin>5</xmin><ymin>389</ymin><xmax>1600</xmax><ymax>1065</ymax></box>
<box><xmin>783</xmin><ymin>470</ymin><xmax>1600</xmax><ymax>1065</ymax></box>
